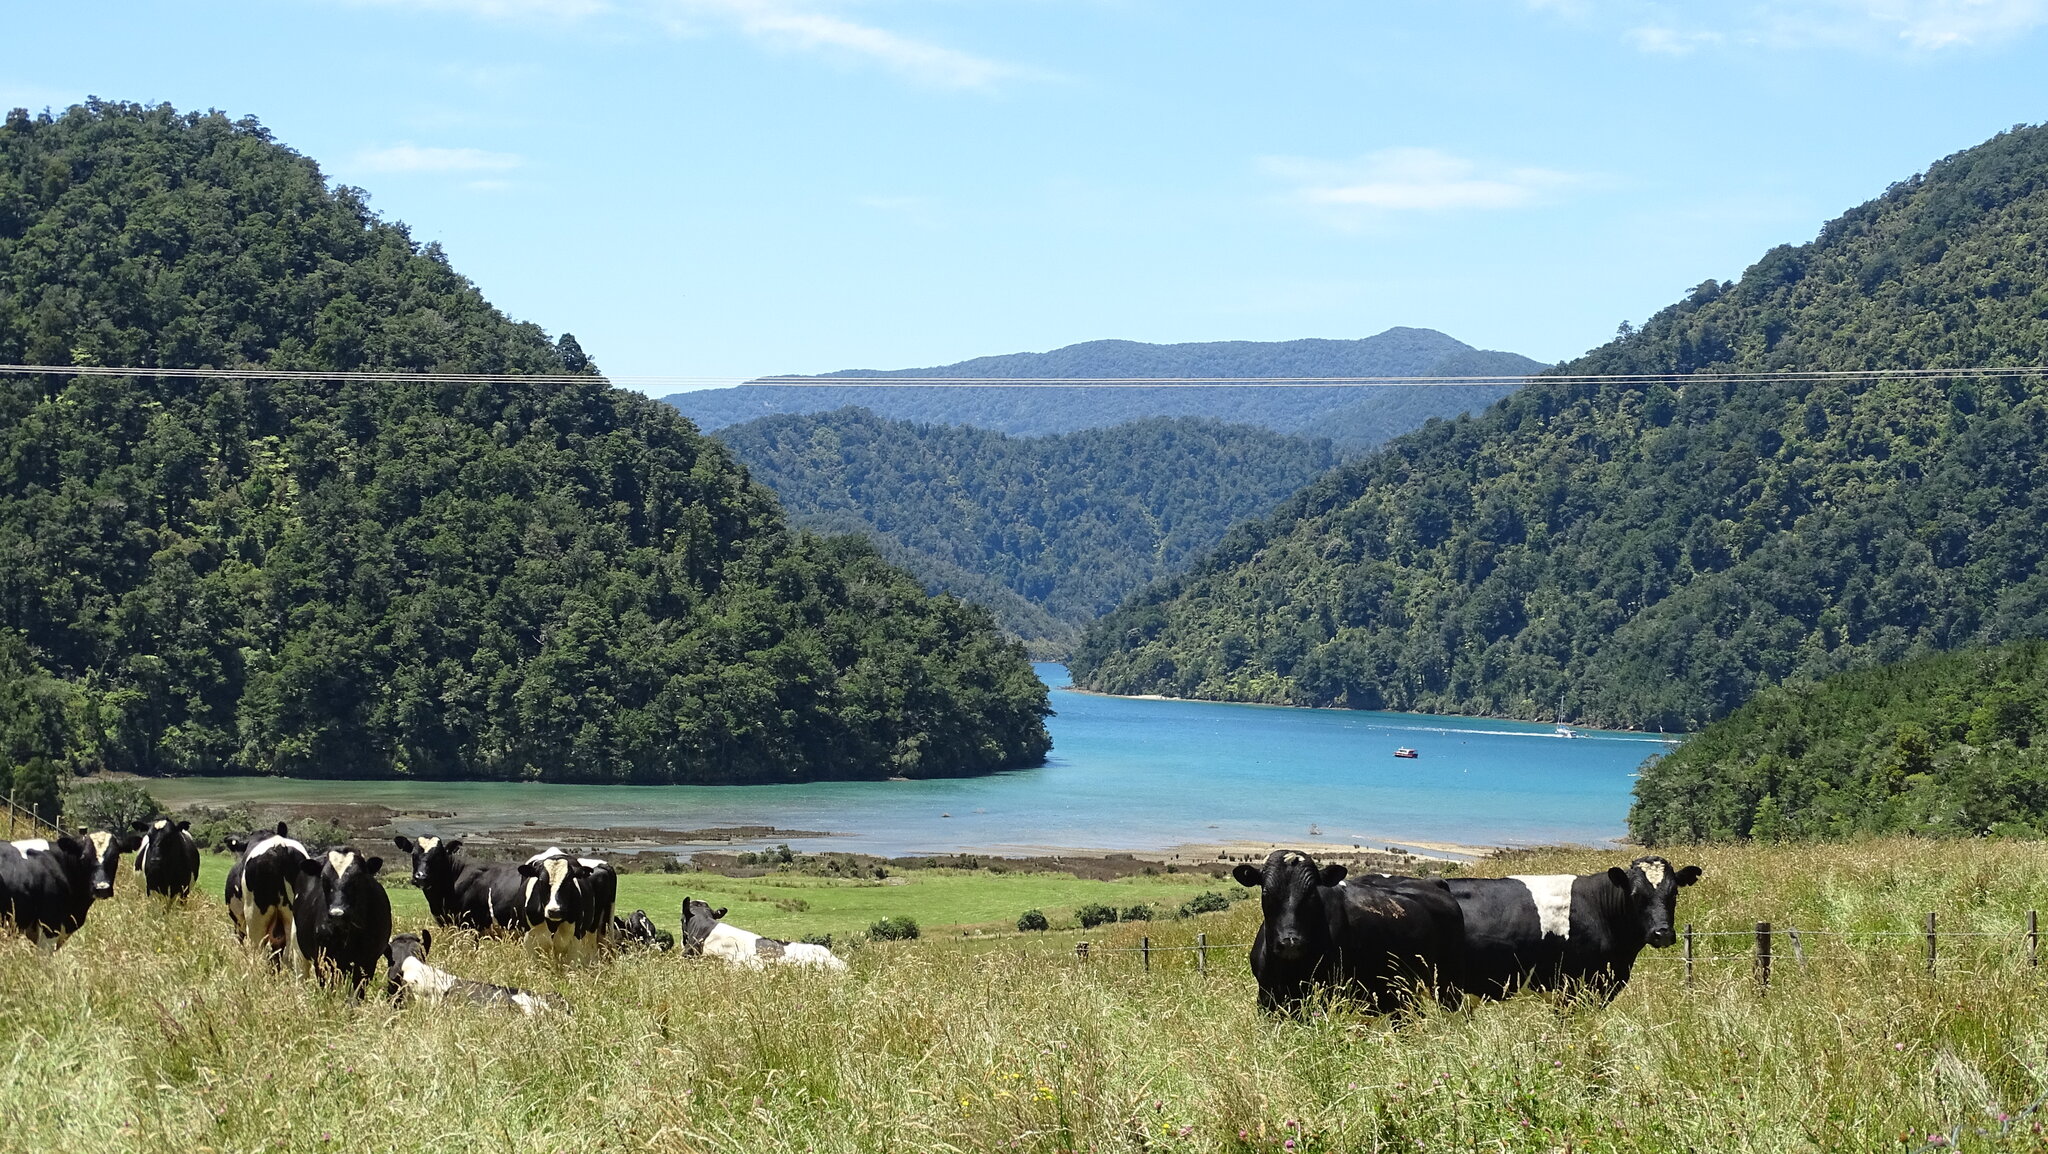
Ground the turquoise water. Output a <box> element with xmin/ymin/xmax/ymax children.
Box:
<box><xmin>148</xmin><ymin>664</ymin><xmax>1665</xmax><ymax>857</ymax></box>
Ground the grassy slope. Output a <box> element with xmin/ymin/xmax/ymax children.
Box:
<box><xmin>5</xmin><ymin>840</ymin><xmax>2048</xmax><ymax>1151</ymax></box>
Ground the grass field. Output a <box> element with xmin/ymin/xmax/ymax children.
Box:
<box><xmin>6</xmin><ymin>839</ymin><xmax>2048</xmax><ymax>1151</ymax></box>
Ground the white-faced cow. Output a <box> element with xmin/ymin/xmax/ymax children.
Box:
<box><xmin>223</xmin><ymin>823</ymin><xmax>312</xmax><ymax>966</ymax></box>
<box><xmin>384</xmin><ymin>930</ymin><xmax>569</xmax><ymax>1015</ymax></box>
<box><xmin>679</xmin><ymin>897</ymin><xmax>848</xmax><ymax>971</ymax></box>
<box><xmin>1444</xmin><ymin>855</ymin><xmax>1702</xmax><ymax>1003</ymax></box>
<box><xmin>1232</xmin><ymin>850</ymin><xmax>1465</xmax><ymax>1015</ymax></box>
<box><xmin>132</xmin><ymin>817</ymin><xmax>200</xmax><ymax>899</ymax></box>
<box><xmin>291</xmin><ymin>848</ymin><xmax>393</xmax><ymax>995</ymax></box>
<box><xmin>518</xmin><ymin>850</ymin><xmax>600</xmax><ymax>963</ymax></box>
<box><xmin>80</xmin><ymin>827</ymin><xmax>142</xmax><ymax>903</ymax></box>
<box><xmin>522</xmin><ymin>848</ymin><xmax>617</xmax><ymax>960</ymax></box>
<box><xmin>0</xmin><ymin>835</ymin><xmax>101</xmax><ymax>952</ymax></box>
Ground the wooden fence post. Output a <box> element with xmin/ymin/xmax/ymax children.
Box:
<box><xmin>1925</xmin><ymin>912</ymin><xmax>1937</xmax><ymax>974</ymax></box>
<box><xmin>2029</xmin><ymin>911</ymin><xmax>2038</xmax><ymax>970</ymax></box>
<box><xmin>1788</xmin><ymin>929</ymin><xmax>1805</xmax><ymax>969</ymax></box>
<box><xmin>1197</xmin><ymin>932</ymin><xmax>1207</xmax><ymax>975</ymax></box>
<box><xmin>1755</xmin><ymin>922</ymin><xmax>1771</xmax><ymax>992</ymax></box>
<box><xmin>1683</xmin><ymin>923</ymin><xmax>1694</xmax><ymax>988</ymax></box>
<box><xmin>1076</xmin><ymin>941</ymin><xmax>1089</xmax><ymax>963</ymax></box>
<box><xmin>1141</xmin><ymin>936</ymin><xmax>1151</xmax><ymax>972</ymax></box>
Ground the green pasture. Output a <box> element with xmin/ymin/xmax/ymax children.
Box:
<box><xmin>8</xmin><ymin>839</ymin><xmax>2048</xmax><ymax>1152</ymax></box>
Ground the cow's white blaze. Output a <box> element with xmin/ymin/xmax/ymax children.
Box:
<box><xmin>1510</xmin><ymin>874</ymin><xmax>1576</xmax><ymax>939</ymax></box>
<box><xmin>540</xmin><ymin>857</ymin><xmax>571</xmax><ymax>919</ymax></box>
<box><xmin>414</xmin><ymin>836</ymin><xmax>441</xmax><ymax>853</ymax></box>
<box><xmin>88</xmin><ymin>831</ymin><xmax>113</xmax><ymax>859</ymax></box>
<box><xmin>1637</xmin><ymin>859</ymin><xmax>1667</xmax><ymax>886</ymax></box>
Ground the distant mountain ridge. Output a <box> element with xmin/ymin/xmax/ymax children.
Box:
<box><xmin>665</xmin><ymin>327</ymin><xmax>1543</xmax><ymax>450</ymax></box>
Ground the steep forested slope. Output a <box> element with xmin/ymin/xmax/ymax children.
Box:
<box><xmin>0</xmin><ymin>100</ymin><xmax>1049</xmax><ymax>785</ymax></box>
<box><xmin>1631</xmin><ymin>642</ymin><xmax>2048</xmax><ymax>843</ymax></box>
<box><xmin>714</xmin><ymin>409</ymin><xmax>1343</xmax><ymax>653</ymax></box>
<box><xmin>1072</xmin><ymin>122</ymin><xmax>2048</xmax><ymax>732</ymax></box>
<box><xmin>665</xmin><ymin>329</ymin><xmax>1538</xmax><ymax>449</ymax></box>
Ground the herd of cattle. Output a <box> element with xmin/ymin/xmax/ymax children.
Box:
<box><xmin>3</xmin><ymin>822</ymin><xmax>1697</xmax><ymax>1016</ymax></box>
<box><xmin>0</xmin><ymin>822</ymin><xmax>848</xmax><ymax>1013</ymax></box>
<box><xmin>1232</xmin><ymin>848</ymin><xmax>1702</xmax><ymax>1012</ymax></box>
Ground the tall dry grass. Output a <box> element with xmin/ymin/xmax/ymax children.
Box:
<box><xmin>4</xmin><ymin>838</ymin><xmax>2047</xmax><ymax>1151</ymax></box>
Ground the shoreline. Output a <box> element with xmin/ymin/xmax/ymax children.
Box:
<box><xmin>1052</xmin><ymin>682</ymin><xmax>1688</xmax><ymax>741</ymax></box>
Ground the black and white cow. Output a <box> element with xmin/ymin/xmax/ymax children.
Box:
<box><xmin>291</xmin><ymin>848</ymin><xmax>393</xmax><ymax>995</ymax></box>
<box><xmin>1444</xmin><ymin>855</ymin><xmax>1703</xmax><ymax>1003</ymax></box>
<box><xmin>81</xmin><ymin>827</ymin><xmax>142</xmax><ymax>903</ymax></box>
<box><xmin>518</xmin><ymin>850</ymin><xmax>600</xmax><ymax>963</ymax></box>
<box><xmin>523</xmin><ymin>848</ymin><xmax>617</xmax><ymax>960</ymax></box>
<box><xmin>613</xmin><ymin>909</ymin><xmax>674</xmax><ymax>952</ymax></box>
<box><xmin>223</xmin><ymin>823</ymin><xmax>312</xmax><ymax>966</ymax></box>
<box><xmin>389</xmin><ymin>835</ymin><xmax>529</xmax><ymax>934</ymax></box>
<box><xmin>679</xmin><ymin>897</ymin><xmax>848</xmax><ymax>971</ymax></box>
<box><xmin>132</xmin><ymin>817</ymin><xmax>200</xmax><ymax>899</ymax></box>
<box><xmin>384</xmin><ymin>931</ymin><xmax>569</xmax><ymax>1015</ymax></box>
<box><xmin>0</xmin><ymin>835</ymin><xmax>99</xmax><ymax>951</ymax></box>
<box><xmin>1232</xmin><ymin>850</ymin><xmax>1465</xmax><ymax>1015</ymax></box>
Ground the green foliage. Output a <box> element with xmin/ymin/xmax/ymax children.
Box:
<box><xmin>8</xmin><ymin>756</ymin><xmax>61</xmax><ymax>824</ymax></box>
<box><xmin>866</xmin><ymin>915</ymin><xmax>920</xmax><ymax>941</ymax></box>
<box><xmin>1075</xmin><ymin>122</ymin><xmax>2048</xmax><ymax>732</ymax></box>
<box><xmin>1631</xmin><ymin>640</ymin><xmax>2048</xmax><ymax>842</ymax></box>
<box><xmin>716</xmin><ymin>409</ymin><xmax>1344</xmax><ymax>653</ymax></box>
<box><xmin>1015</xmin><ymin>908</ymin><xmax>1049</xmax><ymax>932</ymax></box>
<box><xmin>1176</xmin><ymin>891</ymin><xmax>1230</xmax><ymax>918</ymax></box>
<box><xmin>62</xmin><ymin>779</ymin><xmax>160</xmax><ymax>832</ymax></box>
<box><xmin>666</xmin><ymin>329</ymin><xmax>1537</xmax><ymax>449</ymax></box>
<box><xmin>1075</xmin><ymin>902</ymin><xmax>1118</xmax><ymax>929</ymax></box>
<box><xmin>1118</xmin><ymin>903</ymin><xmax>1155</xmax><ymax>922</ymax></box>
<box><xmin>0</xmin><ymin>101</ymin><xmax>1049</xmax><ymax>785</ymax></box>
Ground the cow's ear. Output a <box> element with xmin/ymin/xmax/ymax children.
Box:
<box><xmin>1318</xmin><ymin>863</ymin><xmax>1348</xmax><ymax>887</ymax></box>
<box><xmin>131</xmin><ymin>819</ymin><xmax>152</xmax><ymax>832</ymax></box>
<box><xmin>519</xmin><ymin>862</ymin><xmax>543</xmax><ymax>878</ymax></box>
<box><xmin>1232</xmin><ymin>864</ymin><xmax>1264</xmax><ymax>888</ymax></box>
<box><xmin>1676</xmin><ymin>865</ymin><xmax>1702</xmax><ymax>887</ymax></box>
<box><xmin>55</xmin><ymin>834</ymin><xmax>86</xmax><ymax>855</ymax></box>
<box><xmin>393</xmin><ymin>836</ymin><xmax>415</xmax><ymax>852</ymax></box>
<box><xmin>445</xmin><ymin>838</ymin><xmax>464</xmax><ymax>855</ymax></box>
<box><xmin>420</xmin><ymin>928</ymin><xmax>432</xmax><ymax>955</ymax></box>
<box><xmin>1606</xmin><ymin>867</ymin><xmax>1630</xmax><ymax>888</ymax></box>
<box><xmin>362</xmin><ymin>856</ymin><xmax>384</xmax><ymax>875</ymax></box>
<box><xmin>176</xmin><ymin>820</ymin><xmax>190</xmax><ymax>832</ymax></box>
<box><xmin>118</xmin><ymin>833</ymin><xmax>143</xmax><ymax>852</ymax></box>
<box><xmin>225</xmin><ymin>836</ymin><xmax>246</xmax><ymax>853</ymax></box>
<box><xmin>299</xmin><ymin>857</ymin><xmax>325</xmax><ymax>876</ymax></box>
<box><xmin>712</xmin><ymin>907</ymin><xmax>728</xmax><ymax>920</ymax></box>
<box><xmin>275</xmin><ymin>821</ymin><xmax>290</xmax><ymax>837</ymax></box>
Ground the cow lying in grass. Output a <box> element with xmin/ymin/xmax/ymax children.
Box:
<box><xmin>383</xmin><ymin>931</ymin><xmax>569</xmax><ymax>1015</ymax></box>
<box><xmin>679</xmin><ymin>898</ymin><xmax>847</xmax><ymax>971</ymax></box>
<box><xmin>614</xmin><ymin>909</ymin><xmax>674</xmax><ymax>951</ymax></box>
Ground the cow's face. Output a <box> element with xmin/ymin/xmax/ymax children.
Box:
<box><xmin>1233</xmin><ymin>850</ymin><xmax>1345</xmax><ymax>962</ymax></box>
<box><xmin>1609</xmin><ymin>856</ymin><xmax>1702</xmax><ymax>948</ymax></box>
<box><xmin>519</xmin><ymin>856</ymin><xmax>588</xmax><ymax>930</ymax></box>
<box><xmin>301</xmin><ymin>849</ymin><xmax>385</xmax><ymax>920</ymax></box>
<box><xmin>394</xmin><ymin>835</ymin><xmax>462</xmax><ymax>887</ymax></box>
<box><xmin>82</xmin><ymin>828</ymin><xmax>141</xmax><ymax>899</ymax></box>
<box><xmin>679</xmin><ymin>897</ymin><xmax>729</xmax><ymax>955</ymax></box>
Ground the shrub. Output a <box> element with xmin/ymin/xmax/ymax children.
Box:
<box><xmin>1016</xmin><ymin>909</ymin><xmax>1049</xmax><ymax>932</ymax></box>
<box><xmin>63</xmin><ymin>779</ymin><xmax>160</xmax><ymax>832</ymax></box>
<box><xmin>8</xmin><ymin>757</ymin><xmax>62</xmax><ymax>826</ymax></box>
<box><xmin>801</xmin><ymin>933</ymin><xmax>834</xmax><ymax>949</ymax></box>
<box><xmin>181</xmin><ymin>805</ymin><xmax>255</xmax><ymax>853</ymax></box>
<box><xmin>1177</xmin><ymin>891</ymin><xmax>1230</xmax><ymax>919</ymax></box>
<box><xmin>1120</xmin><ymin>904</ymin><xmax>1156</xmax><ymax>922</ymax></box>
<box><xmin>290</xmin><ymin>818</ymin><xmax>352</xmax><ymax>849</ymax></box>
<box><xmin>868</xmin><ymin>915</ymin><xmax>920</xmax><ymax>941</ymax></box>
<box><xmin>1076</xmin><ymin>902</ymin><xmax>1118</xmax><ymax>928</ymax></box>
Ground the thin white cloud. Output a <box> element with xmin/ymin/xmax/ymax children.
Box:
<box><xmin>668</xmin><ymin>0</ymin><xmax>1030</xmax><ymax>89</ymax></box>
<box><xmin>1537</xmin><ymin>0</ymin><xmax>2048</xmax><ymax>53</ymax></box>
<box><xmin>1265</xmin><ymin>148</ymin><xmax>1585</xmax><ymax>225</ymax></box>
<box><xmin>353</xmin><ymin>144</ymin><xmax>525</xmax><ymax>173</ymax></box>
<box><xmin>1625</xmin><ymin>25</ymin><xmax>1723</xmax><ymax>53</ymax></box>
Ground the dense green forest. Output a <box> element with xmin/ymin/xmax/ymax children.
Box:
<box><xmin>1630</xmin><ymin>642</ymin><xmax>2048</xmax><ymax>843</ymax></box>
<box><xmin>0</xmin><ymin>100</ymin><xmax>1049</xmax><ymax>787</ymax></box>
<box><xmin>714</xmin><ymin>409</ymin><xmax>1343</xmax><ymax>653</ymax></box>
<box><xmin>664</xmin><ymin>328</ymin><xmax>1538</xmax><ymax>449</ymax></box>
<box><xmin>1072</xmin><ymin>122</ymin><xmax>2048</xmax><ymax>732</ymax></box>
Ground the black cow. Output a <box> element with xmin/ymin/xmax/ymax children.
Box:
<box><xmin>81</xmin><ymin>827</ymin><xmax>142</xmax><ymax>902</ymax></box>
<box><xmin>0</xmin><ymin>835</ymin><xmax>99</xmax><ymax>951</ymax></box>
<box><xmin>392</xmin><ymin>835</ymin><xmax>531</xmax><ymax>934</ymax></box>
<box><xmin>1232</xmin><ymin>850</ymin><xmax>1465</xmax><ymax>1015</ymax></box>
<box><xmin>292</xmin><ymin>848</ymin><xmax>393</xmax><ymax>995</ymax></box>
<box><xmin>384</xmin><ymin>931</ymin><xmax>569</xmax><ymax>1014</ymax></box>
<box><xmin>224</xmin><ymin>823</ymin><xmax>312</xmax><ymax>966</ymax></box>
<box><xmin>132</xmin><ymin>818</ymin><xmax>200</xmax><ymax>899</ymax></box>
<box><xmin>1445</xmin><ymin>855</ymin><xmax>1702</xmax><ymax>1003</ymax></box>
<box><xmin>518</xmin><ymin>850</ymin><xmax>598</xmax><ymax>963</ymax></box>
<box><xmin>613</xmin><ymin>909</ymin><xmax>674</xmax><ymax>951</ymax></box>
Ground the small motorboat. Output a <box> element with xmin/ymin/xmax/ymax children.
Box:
<box><xmin>1393</xmin><ymin>747</ymin><xmax>1419</xmax><ymax>758</ymax></box>
<box><xmin>1555</xmin><ymin>726</ymin><xmax>1581</xmax><ymax>739</ymax></box>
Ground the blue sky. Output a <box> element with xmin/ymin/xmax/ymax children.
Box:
<box><xmin>10</xmin><ymin>1</ymin><xmax>2048</xmax><ymax>390</ymax></box>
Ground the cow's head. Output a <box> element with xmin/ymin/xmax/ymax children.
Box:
<box><xmin>393</xmin><ymin>835</ymin><xmax>463</xmax><ymax>888</ymax></box>
<box><xmin>679</xmin><ymin>897</ymin><xmax>729</xmax><ymax>955</ymax></box>
<box><xmin>1233</xmin><ymin>850</ymin><xmax>1345</xmax><ymax>963</ymax></box>
<box><xmin>1607</xmin><ymin>856</ymin><xmax>1702</xmax><ymax>948</ymax></box>
<box><xmin>80</xmin><ymin>827</ymin><xmax>142</xmax><ymax>899</ymax></box>
<box><xmin>518</xmin><ymin>855</ymin><xmax>590</xmax><ymax>931</ymax></box>
<box><xmin>300</xmin><ymin>849</ymin><xmax>385</xmax><ymax>921</ymax></box>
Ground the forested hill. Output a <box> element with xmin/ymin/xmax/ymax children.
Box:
<box><xmin>1071</xmin><ymin>121</ymin><xmax>2048</xmax><ymax>732</ymax></box>
<box><xmin>0</xmin><ymin>100</ymin><xmax>1050</xmax><ymax>785</ymax></box>
<box><xmin>663</xmin><ymin>329</ymin><xmax>1541</xmax><ymax>450</ymax></box>
<box><xmin>1630</xmin><ymin>642</ymin><xmax>2048</xmax><ymax>844</ymax></box>
<box><xmin>714</xmin><ymin>409</ymin><xmax>1344</xmax><ymax>654</ymax></box>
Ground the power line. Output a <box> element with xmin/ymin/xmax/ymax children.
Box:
<box><xmin>2</xmin><ymin>363</ymin><xmax>2046</xmax><ymax>388</ymax></box>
